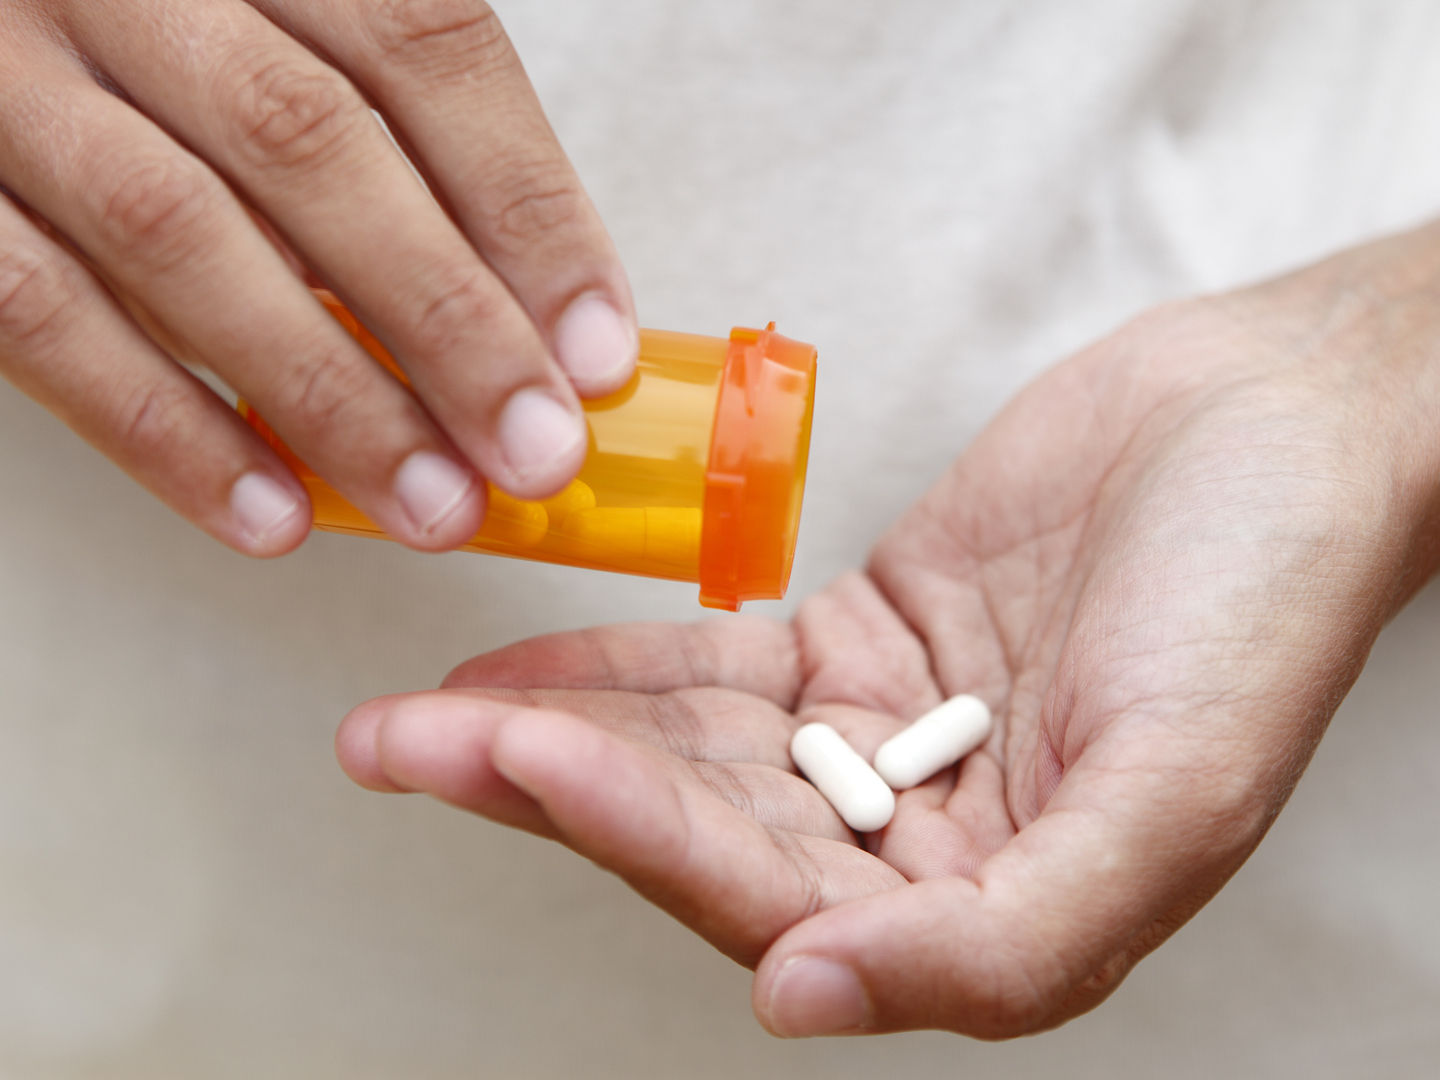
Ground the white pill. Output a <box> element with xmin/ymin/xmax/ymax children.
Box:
<box><xmin>789</xmin><ymin>723</ymin><xmax>896</xmax><ymax>833</ymax></box>
<box><xmin>873</xmin><ymin>695</ymin><xmax>993</xmax><ymax>790</ymax></box>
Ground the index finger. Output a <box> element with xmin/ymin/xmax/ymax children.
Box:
<box><xmin>441</xmin><ymin>616</ymin><xmax>804</xmax><ymax>707</ymax></box>
<box><xmin>263</xmin><ymin>0</ymin><xmax>639</xmax><ymax>396</ymax></box>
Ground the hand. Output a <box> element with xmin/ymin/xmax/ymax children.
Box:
<box><xmin>336</xmin><ymin>224</ymin><xmax>1440</xmax><ymax>1036</ymax></box>
<box><xmin>0</xmin><ymin>0</ymin><xmax>635</xmax><ymax>556</ymax></box>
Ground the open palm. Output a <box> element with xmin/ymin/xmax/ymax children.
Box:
<box><xmin>338</xmin><ymin>229</ymin><xmax>1440</xmax><ymax>1037</ymax></box>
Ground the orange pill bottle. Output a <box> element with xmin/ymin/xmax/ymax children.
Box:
<box><xmin>239</xmin><ymin>293</ymin><xmax>817</xmax><ymax>611</ymax></box>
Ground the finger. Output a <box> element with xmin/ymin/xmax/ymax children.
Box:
<box><xmin>334</xmin><ymin>694</ymin><xmax>409</xmax><ymax>793</ymax></box>
<box><xmin>345</xmin><ymin>689</ymin><xmax>856</xmax><ymax>842</ymax></box>
<box><xmin>517</xmin><ymin>686</ymin><xmax>802</xmax><ymax>769</ymax></box>
<box><xmin>797</xmin><ymin>703</ymin><xmax>908</xmax><ymax>760</ymax></box>
<box><xmin>0</xmin><ymin>46</ymin><xmax>486</xmax><ymax>550</ymax></box>
<box><xmin>864</xmin><ymin>366</ymin><xmax>1108</xmax><ymax>721</ymax></box>
<box><xmin>369</xmin><ymin>694</ymin><xmax>556</xmax><ymax>838</ymax></box>
<box><xmin>353</xmin><ymin>684</ymin><xmax>800</xmax><ymax>778</ymax></box>
<box><xmin>491</xmin><ymin>708</ymin><xmax>906</xmax><ymax>966</ymax></box>
<box><xmin>269</xmin><ymin>0</ymin><xmax>639</xmax><ymax>395</ymax></box>
<box><xmin>66</xmin><ymin>0</ymin><xmax>597</xmax><ymax>497</ymax></box>
<box><xmin>750</xmin><ymin>739</ymin><xmax>1265</xmax><ymax>1038</ymax></box>
<box><xmin>0</xmin><ymin>188</ymin><xmax>310</xmax><ymax>555</ymax></box>
<box><xmin>874</xmin><ymin>747</ymin><xmax>1015</xmax><ymax>882</ymax></box>
<box><xmin>687</xmin><ymin>761</ymin><xmax>858</xmax><ymax>845</ymax></box>
<box><xmin>794</xmin><ymin>572</ymin><xmax>947</xmax><ymax>719</ymax></box>
<box><xmin>442</xmin><ymin>616</ymin><xmax>803</xmax><ymax>707</ymax></box>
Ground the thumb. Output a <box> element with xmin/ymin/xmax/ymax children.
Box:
<box><xmin>751</xmin><ymin>750</ymin><xmax>1266</xmax><ymax>1038</ymax></box>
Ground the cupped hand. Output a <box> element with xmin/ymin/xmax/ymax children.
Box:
<box><xmin>0</xmin><ymin>0</ymin><xmax>635</xmax><ymax>556</ymax></box>
<box><xmin>337</xmin><ymin>225</ymin><xmax>1440</xmax><ymax>1037</ymax></box>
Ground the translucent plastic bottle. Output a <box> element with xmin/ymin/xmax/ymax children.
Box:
<box><xmin>239</xmin><ymin>292</ymin><xmax>817</xmax><ymax>611</ymax></box>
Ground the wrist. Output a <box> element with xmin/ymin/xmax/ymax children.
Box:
<box><xmin>1214</xmin><ymin>221</ymin><xmax>1440</xmax><ymax>610</ymax></box>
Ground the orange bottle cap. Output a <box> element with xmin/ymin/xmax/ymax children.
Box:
<box><xmin>698</xmin><ymin>323</ymin><xmax>818</xmax><ymax>611</ymax></box>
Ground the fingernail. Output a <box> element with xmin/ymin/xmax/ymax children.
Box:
<box><xmin>766</xmin><ymin>957</ymin><xmax>871</xmax><ymax>1038</ymax></box>
<box><xmin>231</xmin><ymin>472</ymin><xmax>303</xmax><ymax>546</ymax></box>
<box><xmin>394</xmin><ymin>451</ymin><xmax>477</xmax><ymax>535</ymax></box>
<box><xmin>498</xmin><ymin>388</ymin><xmax>586</xmax><ymax>484</ymax></box>
<box><xmin>553</xmin><ymin>294</ymin><xmax>637</xmax><ymax>394</ymax></box>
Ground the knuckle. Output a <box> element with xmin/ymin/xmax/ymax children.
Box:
<box><xmin>975</xmin><ymin>977</ymin><xmax>1052</xmax><ymax>1038</ymax></box>
<box><xmin>272</xmin><ymin>343</ymin><xmax>374</xmax><ymax>435</ymax></box>
<box><xmin>489</xmin><ymin>173</ymin><xmax>588</xmax><ymax>248</ymax></box>
<box><xmin>370</xmin><ymin>0</ymin><xmax>510</xmax><ymax>66</ymax></box>
<box><xmin>91</xmin><ymin>157</ymin><xmax>218</xmax><ymax>269</ymax></box>
<box><xmin>410</xmin><ymin>265</ymin><xmax>503</xmax><ymax>356</ymax></box>
<box><xmin>953</xmin><ymin>948</ymin><xmax>1062</xmax><ymax>1039</ymax></box>
<box><xmin>1070</xmin><ymin>950</ymin><xmax>1132</xmax><ymax>1002</ymax></box>
<box><xmin>224</xmin><ymin>53</ymin><xmax>364</xmax><ymax>170</ymax></box>
<box><xmin>0</xmin><ymin>247</ymin><xmax>76</xmax><ymax>352</ymax></box>
<box><xmin>113</xmin><ymin>378</ymin><xmax>194</xmax><ymax>459</ymax></box>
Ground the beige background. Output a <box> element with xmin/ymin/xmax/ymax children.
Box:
<box><xmin>2</xmin><ymin>1</ymin><xmax>1439</xmax><ymax>1075</ymax></box>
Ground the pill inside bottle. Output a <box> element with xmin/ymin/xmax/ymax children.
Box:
<box><xmin>872</xmin><ymin>695</ymin><xmax>993</xmax><ymax>790</ymax></box>
<box><xmin>789</xmin><ymin>723</ymin><xmax>895</xmax><ymax>833</ymax></box>
<box><xmin>238</xmin><ymin>290</ymin><xmax>818</xmax><ymax>611</ymax></box>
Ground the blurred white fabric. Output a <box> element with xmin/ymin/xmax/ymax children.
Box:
<box><xmin>3</xmin><ymin>1</ymin><xmax>1440</xmax><ymax>1074</ymax></box>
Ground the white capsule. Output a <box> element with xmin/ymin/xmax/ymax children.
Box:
<box><xmin>789</xmin><ymin>723</ymin><xmax>896</xmax><ymax>833</ymax></box>
<box><xmin>873</xmin><ymin>695</ymin><xmax>993</xmax><ymax>790</ymax></box>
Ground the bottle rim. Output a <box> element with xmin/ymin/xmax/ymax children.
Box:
<box><xmin>697</xmin><ymin>323</ymin><xmax>818</xmax><ymax>611</ymax></box>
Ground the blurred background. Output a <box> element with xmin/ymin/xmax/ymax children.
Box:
<box><xmin>3</xmin><ymin>1</ymin><xmax>1439</xmax><ymax>1075</ymax></box>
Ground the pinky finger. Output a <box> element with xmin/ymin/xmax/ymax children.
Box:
<box><xmin>0</xmin><ymin>191</ymin><xmax>311</xmax><ymax>556</ymax></box>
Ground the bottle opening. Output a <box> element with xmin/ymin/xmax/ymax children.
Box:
<box><xmin>697</xmin><ymin>323</ymin><xmax>818</xmax><ymax>611</ymax></box>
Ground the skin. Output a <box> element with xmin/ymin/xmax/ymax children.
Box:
<box><xmin>0</xmin><ymin>0</ymin><xmax>636</xmax><ymax>557</ymax></box>
<box><xmin>337</xmin><ymin>222</ymin><xmax>1440</xmax><ymax>1037</ymax></box>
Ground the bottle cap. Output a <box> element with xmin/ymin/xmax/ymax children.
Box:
<box><xmin>698</xmin><ymin>324</ymin><xmax>817</xmax><ymax>611</ymax></box>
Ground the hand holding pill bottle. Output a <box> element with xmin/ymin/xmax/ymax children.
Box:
<box><xmin>0</xmin><ymin>1</ymin><xmax>643</xmax><ymax>560</ymax></box>
<box><xmin>241</xmin><ymin>291</ymin><xmax>817</xmax><ymax>610</ymax></box>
